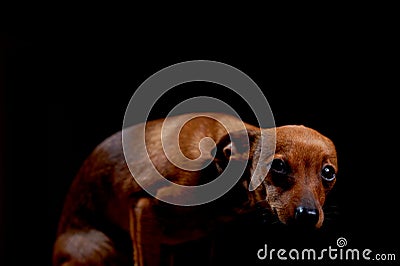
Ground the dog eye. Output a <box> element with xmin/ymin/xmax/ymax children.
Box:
<box><xmin>321</xmin><ymin>165</ymin><xmax>336</xmax><ymax>181</ymax></box>
<box><xmin>270</xmin><ymin>158</ymin><xmax>293</xmax><ymax>189</ymax></box>
<box><xmin>271</xmin><ymin>158</ymin><xmax>288</xmax><ymax>174</ymax></box>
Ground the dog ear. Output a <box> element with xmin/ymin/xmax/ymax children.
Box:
<box><xmin>212</xmin><ymin>129</ymin><xmax>260</xmax><ymax>165</ymax></box>
<box><xmin>248</xmin><ymin>128</ymin><xmax>276</xmax><ymax>191</ymax></box>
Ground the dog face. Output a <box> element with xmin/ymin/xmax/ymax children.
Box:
<box><xmin>263</xmin><ymin>126</ymin><xmax>337</xmax><ymax>228</ymax></box>
<box><xmin>214</xmin><ymin>125</ymin><xmax>337</xmax><ymax>228</ymax></box>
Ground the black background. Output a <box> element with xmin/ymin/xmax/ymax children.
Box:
<box><xmin>2</xmin><ymin>16</ymin><xmax>399</xmax><ymax>265</ymax></box>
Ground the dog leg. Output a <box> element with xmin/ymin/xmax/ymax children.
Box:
<box><xmin>130</xmin><ymin>198</ymin><xmax>162</xmax><ymax>266</ymax></box>
<box><xmin>52</xmin><ymin>229</ymin><xmax>128</xmax><ymax>266</ymax></box>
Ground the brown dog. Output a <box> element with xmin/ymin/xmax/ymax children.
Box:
<box><xmin>52</xmin><ymin>113</ymin><xmax>337</xmax><ymax>266</ymax></box>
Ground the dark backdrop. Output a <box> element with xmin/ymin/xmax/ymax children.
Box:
<box><xmin>2</xmin><ymin>25</ymin><xmax>398</xmax><ymax>265</ymax></box>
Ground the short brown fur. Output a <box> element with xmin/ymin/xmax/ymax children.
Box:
<box><xmin>52</xmin><ymin>113</ymin><xmax>337</xmax><ymax>266</ymax></box>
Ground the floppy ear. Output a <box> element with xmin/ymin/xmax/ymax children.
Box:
<box><xmin>212</xmin><ymin>129</ymin><xmax>260</xmax><ymax>167</ymax></box>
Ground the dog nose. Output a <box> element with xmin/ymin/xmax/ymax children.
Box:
<box><xmin>294</xmin><ymin>206</ymin><xmax>319</xmax><ymax>227</ymax></box>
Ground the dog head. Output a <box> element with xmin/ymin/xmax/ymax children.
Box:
<box><xmin>214</xmin><ymin>125</ymin><xmax>337</xmax><ymax>229</ymax></box>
